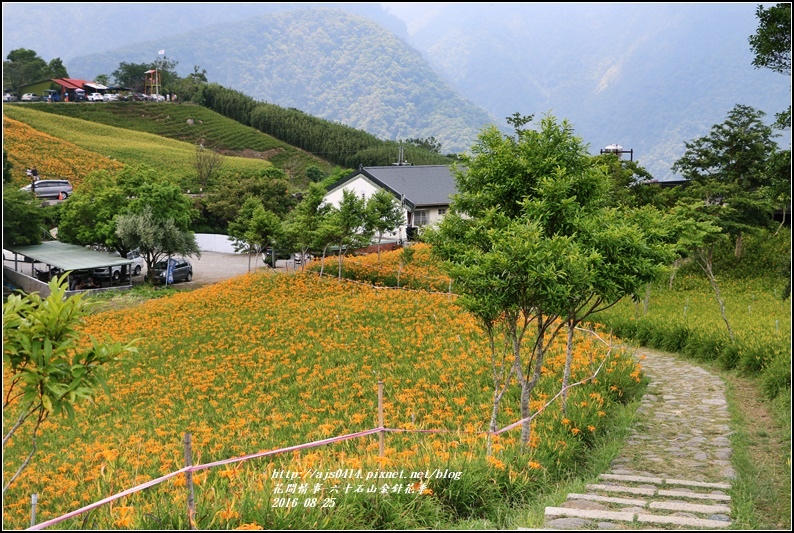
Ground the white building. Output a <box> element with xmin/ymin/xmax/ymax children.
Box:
<box><xmin>324</xmin><ymin>165</ymin><xmax>458</xmax><ymax>242</ymax></box>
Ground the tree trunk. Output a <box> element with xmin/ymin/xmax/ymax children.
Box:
<box><xmin>734</xmin><ymin>232</ymin><xmax>743</xmax><ymax>259</ymax></box>
<box><xmin>561</xmin><ymin>318</ymin><xmax>575</xmax><ymax>416</ymax></box>
<box><xmin>699</xmin><ymin>247</ymin><xmax>735</xmax><ymax>343</ymax></box>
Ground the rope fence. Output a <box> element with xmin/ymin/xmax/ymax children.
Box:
<box><xmin>25</xmin><ymin>329</ymin><xmax>619</xmax><ymax>530</ymax></box>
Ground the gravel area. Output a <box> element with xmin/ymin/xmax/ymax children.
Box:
<box><xmin>181</xmin><ymin>252</ymin><xmax>308</xmax><ymax>287</ymax></box>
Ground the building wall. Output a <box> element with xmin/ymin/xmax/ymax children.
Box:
<box><xmin>194</xmin><ymin>233</ymin><xmax>239</xmax><ymax>254</ymax></box>
<box><xmin>324</xmin><ymin>174</ymin><xmax>410</xmax><ymax>241</ymax></box>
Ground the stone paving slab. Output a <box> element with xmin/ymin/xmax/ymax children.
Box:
<box><xmin>567</xmin><ymin>493</ymin><xmax>648</xmax><ymax>507</ymax></box>
<box><xmin>635</xmin><ymin>513</ymin><xmax>732</xmax><ymax>528</ymax></box>
<box><xmin>544</xmin><ymin>347</ymin><xmax>735</xmax><ymax>530</ymax></box>
<box><xmin>648</xmin><ymin>501</ymin><xmax>731</xmax><ymax>514</ymax></box>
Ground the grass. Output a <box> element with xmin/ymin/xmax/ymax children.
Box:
<box><xmin>11</xmin><ymin>101</ymin><xmax>341</xmax><ymax>181</ymax></box>
<box><xmin>4</xmin><ymin>106</ymin><xmax>272</xmax><ymax>189</ymax></box>
<box><xmin>721</xmin><ymin>370</ymin><xmax>791</xmax><ymax>530</ymax></box>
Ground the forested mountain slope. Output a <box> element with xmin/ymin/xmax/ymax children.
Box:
<box><xmin>65</xmin><ymin>8</ymin><xmax>495</xmax><ymax>154</ymax></box>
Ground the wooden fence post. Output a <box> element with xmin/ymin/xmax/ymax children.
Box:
<box><xmin>183</xmin><ymin>433</ymin><xmax>197</xmax><ymax>530</ymax></box>
<box><xmin>378</xmin><ymin>381</ymin><xmax>385</xmax><ymax>459</ymax></box>
<box><xmin>30</xmin><ymin>493</ymin><xmax>38</xmax><ymax>527</ymax></box>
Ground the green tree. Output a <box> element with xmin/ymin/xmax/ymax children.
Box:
<box><xmin>429</xmin><ymin>115</ymin><xmax>673</xmax><ymax>448</ymax></box>
<box><xmin>46</xmin><ymin>58</ymin><xmax>68</xmax><ymax>79</ymax></box>
<box><xmin>3</xmin><ymin>150</ymin><xmax>12</xmax><ymax>184</ymax></box>
<box><xmin>111</xmin><ymin>58</ymin><xmax>178</xmax><ymax>93</ymax></box>
<box><xmin>202</xmin><ymin>169</ymin><xmax>295</xmax><ymax>232</ymax></box>
<box><xmin>195</xmin><ymin>141</ymin><xmax>226</xmax><ymax>189</ymax></box>
<box><xmin>173</xmin><ymin>65</ymin><xmax>208</xmax><ymax>102</ymax></box>
<box><xmin>3</xmin><ymin>49</ymin><xmax>68</xmax><ymax>96</ymax></box>
<box><xmin>3</xmin><ymin>187</ymin><xmax>45</xmax><ymax>246</ymax></box>
<box><xmin>366</xmin><ymin>189</ymin><xmax>405</xmax><ymax>260</ymax></box>
<box><xmin>3</xmin><ymin>275</ymin><xmax>137</xmax><ymax>494</ymax></box>
<box><xmin>228</xmin><ymin>197</ymin><xmax>283</xmax><ymax>271</ymax></box>
<box><xmin>327</xmin><ymin>189</ymin><xmax>372</xmax><ymax>279</ymax></box>
<box><xmin>115</xmin><ymin>206</ymin><xmax>201</xmax><ymax>283</ymax></box>
<box><xmin>672</xmin><ymin>104</ymin><xmax>778</xmax><ymax>256</ymax></box>
<box><xmin>283</xmin><ymin>183</ymin><xmax>332</xmax><ymax>271</ymax></box>
<box><xmin>669</xmin><ymin>198</ymin><xmax>736</xmax><ymax>342</ymax></box>
<box><xmin>58</xmin><ymin>165</ymin><xmax>198</xmax><ymax>271</ymax></box>
<box><xmin>748</xmin><ymin>2</ymin><xmax>791</xmax><ymax>129</ymax></box>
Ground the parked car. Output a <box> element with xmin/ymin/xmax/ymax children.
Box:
<box><xmin>3</xmin><ymin>93</ymin><xmax>17</xmax><ymax>102</ymax></box>
<box><xmin>20</xmin><ymin>179</ymin><xmax>73</xmax><ymax>199</ymax></box>
<box><xmin>147</xmin><ymin>258</ymin><xmax>193</xmax><ymax>284</ymax></box>
<box><xmin>102</xmin><ymin>93</ymin><xmax>119</xmax><ymax>102</ymax></box>
<box><xmin>294</xmin><ymin>252</ymin><xmax>313</xmax><ymax>264</ymax></box>
<box><xmin>87</xmin><ymin>92</ymin><xmax>104</xmax><ymax>102</ymax></box>
<box><xmin>42</xmin><ymin>90</ymin><xmax>61</xmax><ymax>102</ymax></box>
<box><xmin>21</xmin><ymin>93</ymin><xmax>41</xmax><ymax>102</ymax></box>
<box><xmin>93</xmin><ymin>251</ymin><xmax>146</xmax><ymax>281</ymax></box>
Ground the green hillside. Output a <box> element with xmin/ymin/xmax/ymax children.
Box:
<box><xmin>3</xmin><ymin>105</ymin><xmax>277</xmax><ymax>189</ymax></box>
<box><xmin>67</xmin><ymin>8</ymin><xmax>497</xmax><ymax>154</ymax></box>
<box><xmin>16</xmin><ymin>101</ymin><xmax>339</xmax><ymax>178</ymax></box>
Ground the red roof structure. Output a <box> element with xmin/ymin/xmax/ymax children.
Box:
<box><xmin>52</xmin><ymin>78</ymin><xmax>89</xmax><ymax>90</ymax></box>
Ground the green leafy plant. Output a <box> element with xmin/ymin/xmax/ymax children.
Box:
<box><xmin>2</xmin><ymin>275</ymin><xmax>137</xmax><ymax>494</ymax></box>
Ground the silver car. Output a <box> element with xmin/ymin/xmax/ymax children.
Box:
<box><xmin>20</xmin><ymin>179</ymin><xmax>74</xmax><ymax>199</ymax></box>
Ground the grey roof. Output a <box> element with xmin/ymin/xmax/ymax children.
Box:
<box><xmin>364</xmin><ymin>165</ymin><xmax>458</xmax><ymax>206</ymax></box>
<box><xmin>4</xmin><ymin>241</ymin><xmax>133</xmax><ymax>270</ymax></box>
<box><xmin>328</xmin><ymin>165</ymin><xmax>459</xmax><ymax>209</ymax></box>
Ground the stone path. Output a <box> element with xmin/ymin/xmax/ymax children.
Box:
<box><xmin>544</xmin><ymin>347</ymin><xmax>735</xmax><ymax>530</ymax></box>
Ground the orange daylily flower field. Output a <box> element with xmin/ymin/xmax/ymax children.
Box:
<box><xmin>3</xmin><ymin>249</ymin><xmax>644</xmax><ymax>529</ymax></box>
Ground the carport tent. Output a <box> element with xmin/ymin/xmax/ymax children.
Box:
<box><xmin>4</xmin><ymin>241</ymin><xmax>133</xmax><ymax>281</ymax></box>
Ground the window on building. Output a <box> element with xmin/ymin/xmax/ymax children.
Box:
<box><xmin>414</xmin><ymin>210</ymin><xmax>429</xmax><ymax>226</ymax></box>
<box><xmin>437</xmin><ymin>208</ymin><xmax>446</xmax><ymax>216</ymax></box>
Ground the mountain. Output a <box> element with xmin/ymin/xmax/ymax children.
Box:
<box><xmin>385</xmin><ymin>3</ymin><xmax>790</xmax><ymax>180</ymax></box>
<box><xmin>3</xmin><ymin>3</ymin><xmax>789</xmax><ymax>179</ymax></box>
<box><xmin>61</xmin><ymin>8</ymin><xmax>495</xmax><ymax>154</ymax></box>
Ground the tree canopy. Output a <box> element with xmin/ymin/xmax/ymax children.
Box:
<box><xmin>748</xmin><ymin>3</ymin><xmax>792</xmax><ymax>129</ymax></box>
<box><xmin>428</xmin><ymin>115</ymin><xmax>674</xmax><ymax>446</ymax></box>
<box><xmin>3</xmin><ymin>48</ymin><xmax>69</xmax><ymax>95</ymax></box>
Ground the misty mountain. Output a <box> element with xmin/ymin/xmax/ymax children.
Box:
<box><xmin>3</xmin><ymin>3</ymin><xmax>789</xmax><ymax>179</ymax></box>
<box><xmin>391</xmin><ymin>2</ymin><xmax>790</xmax><ymax>180</ymax></box>
<box><xmin>58</xmin><ymin>8</ymin><xmax>496</xmax><ymax>154</ymax></box>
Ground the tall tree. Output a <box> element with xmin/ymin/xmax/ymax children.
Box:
<box><xmin>115</xmin><ymin>206</ymin><xmax>200</xmax><ymax>282</ymax></box>
<box><xmin>282</xmin><ymin>183</ymin><xmax>332</xmax><ymax>271</ymax></box>
<box><xmin>58</xmin><ymin>165</ymin><xmax>198</xmax><ymax>261</ymax></box>
<box><xmin>195</xmin><ymin>140</ymin><xmax>225</xmax><ymax>189</ymax></box>
<box><xmin>3</xmin><ymin>49</ymin><xmax>68</xmax><ymax>95</ymax></box>
<box><xmin>328</xmin><ymin>189</ymin><xmax>372</xmax><ymax>279</ymax></box>
<box><xmin>672</xmin><ymin>104</ymin><xmax>778</xmax><ymax>256</ymax></box>
<box><xmin>228</xmin><ymin>197</ymin><xmax>283</xmax><ymax>271</ymax></box>
<box><xmin>3</xmin><ymin>187</ymin><xmax>45</xmax><ymax>246</ymax></box>
<box><xmin>748</xmin><ymin>3</ymin><xmax>791</xmax><ymax>129</ymax></box>
<box><xmin>429</xmin><ymin>115</ymin><xmax>673</xmax><ymax>448</ymax></box>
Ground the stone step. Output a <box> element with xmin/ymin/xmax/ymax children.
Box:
<box><xmin>586</xmin><ymin>483</ymin><xmax>731</xmax><ymax>502</ymax></box>
<box><xmin>636</xmin><ymin>512</ymin><xmax>731</xmax><ymax>528</ymax></box>
<box><xmin>567</xmin><ymin>493</ymin><xmax>648</xmax><ymax>507</ymax></box>
<box><xmin>600</xmin><ymin>473</ymin><xmax>731</xmax><ymax>490</ymax></box>
<box><xmin>648</xmin><ymin>501</ymin><xmax>731</xmax><ymax>514</ymax></box>
<box><xmin>545</xmin><ymin>507</ymin><xmax>635</xmax><ymax>522</ymax></box>
<box><xmin>546</xmin><ymin>507</ymin><xmax>732</xmax><ymax>529</ymax></box>
<box><xmin>586</xmin><ymin>484</ymin><xmax>656</xmax><ymax>496</ymax></box>
<box><xmin>657</xmin><ymin>489</ymin><xmax>731</xmax><ymax>502</ymax></box>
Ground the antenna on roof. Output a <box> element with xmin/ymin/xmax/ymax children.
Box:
<box><xmin>393</xmin><ymin>143</ymin><xmax>409</xmax><ymax>166</ymax></box>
